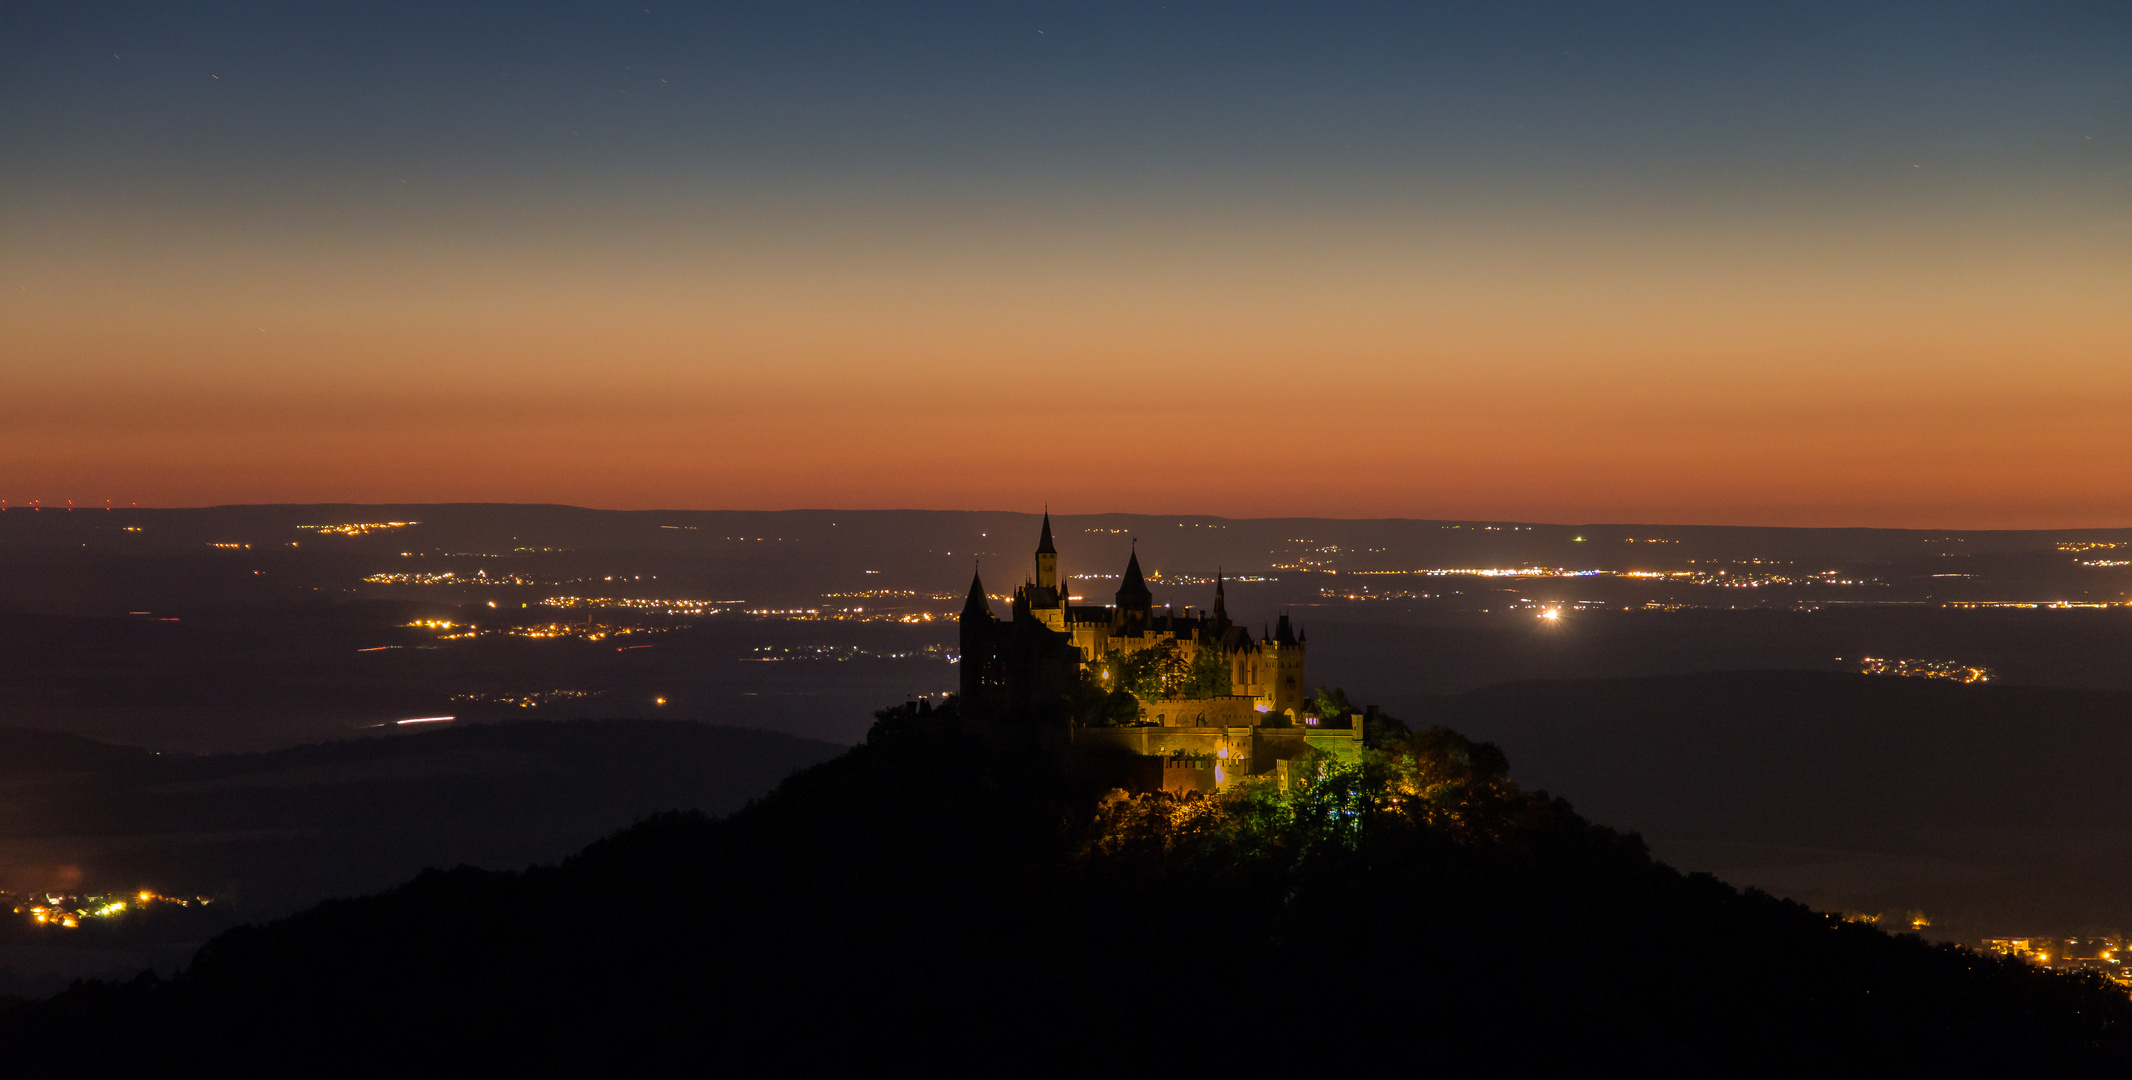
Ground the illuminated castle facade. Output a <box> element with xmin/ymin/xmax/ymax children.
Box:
<box><xmin>958</xmin><ymin>513</ymin><xmax>1363</xmax><ymax>792</ymax></box>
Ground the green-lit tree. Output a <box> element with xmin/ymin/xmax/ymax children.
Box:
<box><xmin>1091</xmin><ymin>646</ymin><xmax>1171</xmax><ymax>700</ymax></box>
<box><xmin>1174</xmin><ymin>645</ymin><xmax>1232</xmax><ymax>699</ymax></box>
<box><xmin>1067</xmin><ymin>668</ymin><xmax>1146</xmax><ymax>726</ymax></box>
<box><xmin>1311</xmin><ymin>685</ymin><xmax>1356</xmax><ymax>722</ymax></box>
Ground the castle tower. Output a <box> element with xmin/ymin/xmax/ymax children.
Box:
<box><xmin>1027</xmin><ymin>511</ymin><xmax>1067</xmax><ymax>632</ymax></box>
<box><xmin>1116</xmin><ymin>542</ymin><xmax>1153</xmax><ymax>634</ymax></box>
<box><xmin>1262</xmin><ymin>613</ymin><xmax>1307</xmax><ymax>720</ymax></box>
<box><xmin>1035</xmin><ymin>510</ymin><xmax>1058</xmax><ymax>590</ymax></box>
<box><xmin>958</xmin><ymin>567</ymin><xmax>995</xmax><ymax>707</ymax></box>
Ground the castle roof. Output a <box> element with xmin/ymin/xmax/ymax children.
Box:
<box><xmin>1036</xmin><ymin>510</ymin><xmax>1056</xmax><ymax>555</ymax></box>
<box><xmin>1273</xmin><ymin>613</ymin><xmax>1297</xmax><ymax>645</ymax></box>
<box><xmin>1116</xmin><ymin>545</ymin><xmax>1152</xmax><ymax>609</ymax></box>
<box><xmin>962</xmin><ymin>568</ymin><xmax>992</xmax><ymax>619</ymax></box>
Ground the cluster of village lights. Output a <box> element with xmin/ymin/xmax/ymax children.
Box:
<box><xmin>298</xmin><ymin>521</ymin><xmax>418</xmax><ymax>536</ymax></box>
<box><xmin>11</xmin><ymin>890</ymin><xmax>212</xmax><ymax>929</ymax></box>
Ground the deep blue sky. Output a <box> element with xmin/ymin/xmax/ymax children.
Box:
<box><xmin>9</xmin><ymin>2</ymin><xmax>2126</xmax><ymax>189</ymax></box>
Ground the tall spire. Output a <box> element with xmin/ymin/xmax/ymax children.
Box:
<box><xmin>962</xmin><ymin>564</ymin><xmax>992</xmax><ymax>620</ymax></box>
<box><xmin>1213</xmin><ymin>567</ymin><xmax>1227</xmax><ymax>619</ymax></box>
<box><xmin>1115</xmin><ymin>540</ymin><xmax>1152</xmax><ymax>610</ymax></box>
<box><xmin>1034</xmin><ymin>509</ymin><xmax>1060</xmax><ymax>592</ymax></box>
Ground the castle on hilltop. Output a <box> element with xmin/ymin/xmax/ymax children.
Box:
<box><xmin>958</xmin><ymin>513</ymin><xmax>1367</xmax><ymax>792</ymax></box>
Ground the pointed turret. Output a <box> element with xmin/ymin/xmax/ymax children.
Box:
<box><xmin>1036</xmin><ymin>509</ymin><xmax>1056</xmax><ymax>555</ymax></box>
<box><xmin>1113</xmin><ymin>541</ymin><xmax>1154</xmax><ymax>634</ymax></box>
<box><xmin>1115</xmin><ymin>543</ymin><xmax>1153</xmax><ymax>611</ymax></box>
<box><xmin>1212</xmin><ymin>568</ymin><xmax>1229</xmax><ymax>629</ymax></box>
<box><xmin>1273</xmin><ymin>613</ymin><xmax>1297</xmax><ymax>645</ymax></box>
<box><xmin>962</xmin><ymin>566</ymin><xmax>992</xmax><ymax>620</ymax></box>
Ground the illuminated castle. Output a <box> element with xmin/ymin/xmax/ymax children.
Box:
<box><xmin>958</xmin><ymin>513</ymin><xmax>1364</xmax><ymax>792</ymax></box>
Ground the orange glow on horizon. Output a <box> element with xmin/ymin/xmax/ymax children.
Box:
<box><xmin>4</xmin><ymin>192</ymin><xmax>2128</xmax><ymax>528</ymax></box>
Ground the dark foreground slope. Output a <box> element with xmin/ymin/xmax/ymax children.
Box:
<box><xmin>1429</xmin><ymin>672</ymin><xmax>2132</xmax><ymax>938</ymax></box>
<box><xmin>5</xmin><ymin>706</ymin><xmax>2128</xmax><ymax>1075</ymax></box>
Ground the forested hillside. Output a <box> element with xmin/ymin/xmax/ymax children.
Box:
<box><xmin>5</xmin><ymin>702</ymin><xmax>2126</xmax><ymax>1074</ymax></box>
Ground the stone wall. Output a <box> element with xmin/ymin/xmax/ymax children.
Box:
<box><xmin>1138</xmin><ymin>695</ymin><xmax>1262</xmax><ymax>729</ymax></box>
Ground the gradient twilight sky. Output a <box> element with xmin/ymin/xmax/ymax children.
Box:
<box><xmin>3</xmin><ymin>2</ymin><xmax>2128</xmax><ymax>525</ymax></box>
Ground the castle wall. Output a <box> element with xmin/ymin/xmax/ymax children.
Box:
<box><xmin>1071</xmin><ymin>727</ymin><xmax>1246</xmax><ymax>783</ymax></box>
<box><xmin>1159</xmin><ymin>754</ymin><xmax>1220</xmax><ymax>795</ymax></box>
<box><xmin>1069</xmin><ymin>723</ymin><xmax>1362</xmax><ymax>792</ymax></box>
<box><xmin>1303</xmin><ymin>730</ymin><xmax>1364</xmax><ymax>759</ymax></box>
<box><xmin>1139</xmin><ymin>695</ymin><xmax>1262</xmax><ymax>729</ymax></box>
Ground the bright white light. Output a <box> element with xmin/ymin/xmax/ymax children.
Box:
<box><xmin>1538</xmin><ymin>609</ymin><xmax>1561</xmax><ymax>621</ymax></box>
<box><xmin>396</xmin><ymin>716</ymin><xmax>455</xmax><ymax>725</ymax></box>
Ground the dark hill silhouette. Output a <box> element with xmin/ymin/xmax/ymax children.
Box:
<box><xmin>0</xmin><ymin>719</ymin><xmax>842</xmax><ymax>907</ymax></box>
<box><xmin>3</xmin><ymin>703</ymin><xmax>2128</xmax><ymax>1074</ymax></box>
<box><xmin>1429</xmin><ymin>671</ymin><xmax>2132</xmax><ymax>939</ymax></box>
<box><xmin>0</xmin><ymin>720</ymin><xmax>841</xmax><ymax>996</ymax></box>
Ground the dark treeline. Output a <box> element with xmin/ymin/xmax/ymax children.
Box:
<box><xmin>3</xmin><ymin>702</ymin><xmax>2128</xmax><ymax>1074</ymax></box>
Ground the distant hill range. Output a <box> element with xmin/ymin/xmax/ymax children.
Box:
<box><xmin>6</xmin><ymin>503</ymin><xmax>2132</xmax><ymax>750</ymax></box>
<box><xmin>5</xmin><ymin>502</ymin><xmax>2130</xmax><ymax>614</ymax></box>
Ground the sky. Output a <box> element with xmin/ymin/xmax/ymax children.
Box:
<box><xmin>3</xmin><ymin>1</ymin><xmax>2128</xmax><ymax>527</ymax></box>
